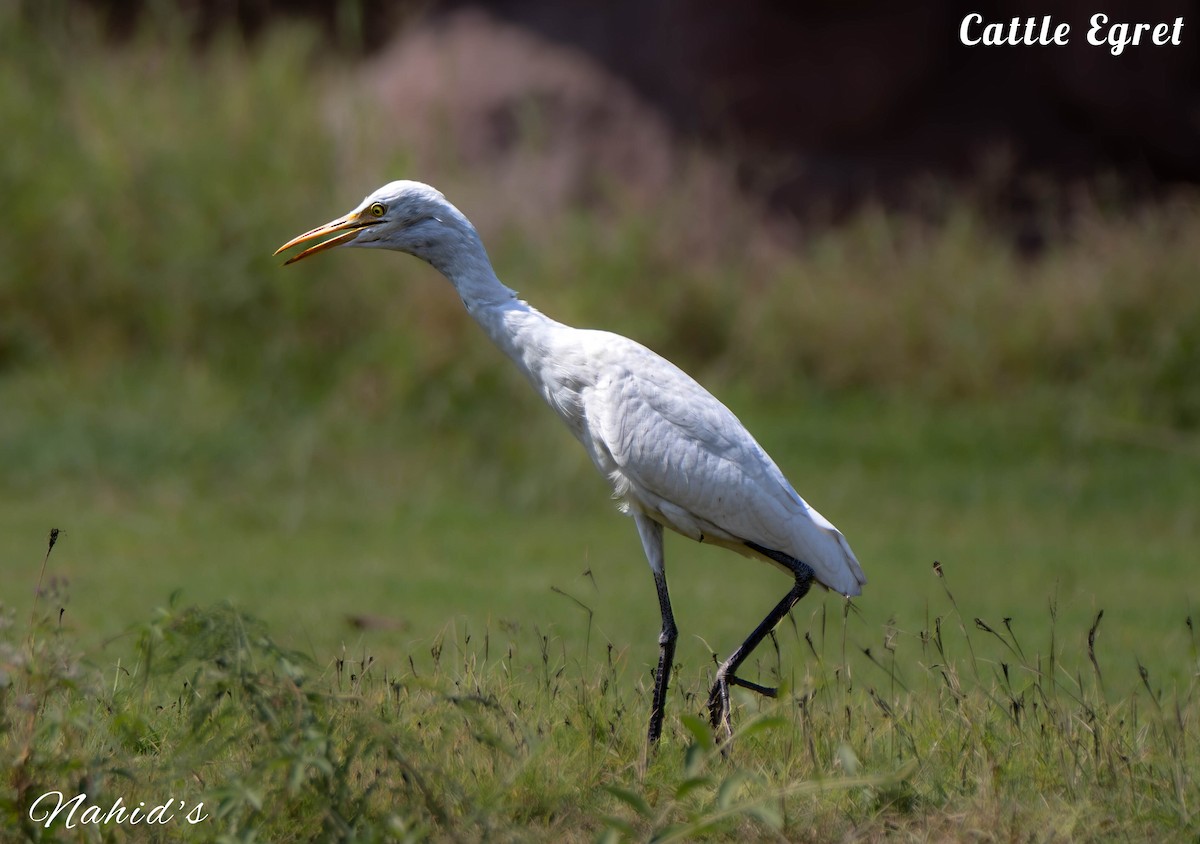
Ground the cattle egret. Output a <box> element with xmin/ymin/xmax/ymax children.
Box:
<box><xmin>276</xmin><ymin>181</ymin><xmax>866</xmax><ymax>743</ymax></box>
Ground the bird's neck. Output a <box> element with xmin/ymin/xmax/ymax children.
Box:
<box><xmin>430</xmin><ymin>231</ymin><xmax>563</xmax><ymax>385</ymax></box>
<box><xmin>424</xmin><ymin>223</ymin><xmax>593</xmax><ymax>443</ymax></box>
<box><xmin>422</xmin><ymin>225</ymin><xmax>517</xmax><ymax>308</ymax></box>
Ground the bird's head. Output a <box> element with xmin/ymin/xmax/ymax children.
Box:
<box><xmin>275</xmin><ymin>180</ymin><xmax>469</xmax><ymax>266</ymax></box>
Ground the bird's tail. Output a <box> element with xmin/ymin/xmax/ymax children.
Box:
<box><xmin>824</xmin><ymin>526</ymin><xmax>866</xmax><ymax>597</ymax></box>
<box><xmin>797</xmin><ymin>504</ymin><xmax>866</xmax><ymax>597</ymax></box>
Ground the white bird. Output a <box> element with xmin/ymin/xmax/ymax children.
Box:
<box><xmin>276</xmin><ymin>181</ymin><xmax>866</xmax><ymax>743</ymax></box>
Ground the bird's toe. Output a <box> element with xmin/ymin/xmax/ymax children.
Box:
<box><xmin>707</xmin><ymin>678</ymin><xmax>731</xmax><ymax>735</ymax></box>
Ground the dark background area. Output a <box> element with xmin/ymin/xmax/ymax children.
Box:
<box><xmin>67</xmin><ymin>0</ymin><xmax>1200</xmax><ymax>217</ymax></box>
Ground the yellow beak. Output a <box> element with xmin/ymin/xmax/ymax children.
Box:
<box><xmin>274</xmin><ymin>211</ymin><xmax>377</xmax><ymax>265</ymax></box>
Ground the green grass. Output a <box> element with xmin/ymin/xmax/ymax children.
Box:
<box><xmin>3</xmin><ymin>549</ymin><xmax>1197</xmax><ymax>841</ymax></box>
<box><xmin>2</xmin><ymin>364</ymin><xmax>1196</xmax><ymax>839</ymax></box>
<box><xmin>1</xmin><ymin>5</ymin><xmax>1199</xmax><ymax>841</ymax></box>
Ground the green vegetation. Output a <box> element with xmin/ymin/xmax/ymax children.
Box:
<box><xmin>1</xmin><ymin>6</ymin><xmax>1197</xmax><ymax>841</ymax></box>
<box><xmin>3</xmin><ymin>564</ymin><xmax>1197</xmax><ymax>841</ymax></box>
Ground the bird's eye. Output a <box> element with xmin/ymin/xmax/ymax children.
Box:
<box><xmin>369</xmin><ymin>203</ymin><xmax>386</xmax><ymax>217</ymax></box>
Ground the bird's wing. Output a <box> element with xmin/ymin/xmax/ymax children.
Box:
<box><xmin>583</xmin><ymin>336</ymin><xmax>865</xmax><ymax>596</ymax></box>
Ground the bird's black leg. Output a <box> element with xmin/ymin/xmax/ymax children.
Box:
<box><xmin>648</xmin><ymin>568</ymin><xmax>678</xmax><ymax>744</ymax></box>
<box><xmin>635</xmin><ymin>514</ymin><xmax>677</xmax><ymax>745</ymax></box>
<box><xmin>707</xmin><ymin>545</ymin><xmax>814</xmax><ymax>738</ymax></box>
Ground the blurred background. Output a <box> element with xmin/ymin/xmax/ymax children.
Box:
<box><xmin>1</xmin><ymin>0</ymin><xmax>1197</xmax><ymax>683</ymax></box>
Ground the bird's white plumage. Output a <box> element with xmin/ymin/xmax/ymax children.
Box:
<box><xmin>563</xmin><ymin>329</ymin><xmax>863</xmax><ymax>596</ymax></box>
<box><xmin>454</xmin><ymin>298</ymin><xmax>864</xmax><ymax>595</ymax></box>
<box><xmin>285</xmin><ymin>179</ymin><xmax>865</xmax><ymax>597</ymax></box>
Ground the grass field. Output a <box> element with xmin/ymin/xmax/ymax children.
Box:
<box><xmin>2</xmin><ymin>6</ymin><xmax>1199</xmax><ymax>841</ymax></box>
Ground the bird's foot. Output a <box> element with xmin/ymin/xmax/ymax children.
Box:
<box><xmin>707</xmin><ymin>673</ymin><xmax>779</xmax><ymax>742</ymax></box>
<box><xmin>728</xmin><ymin>675</ymin><xmax>778</xmax><ymax>697</ymax></box>
<box><xmin>706</xmin><ymin>675</ymin><xmax>733</xmax><ymax>740</ymax></box>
